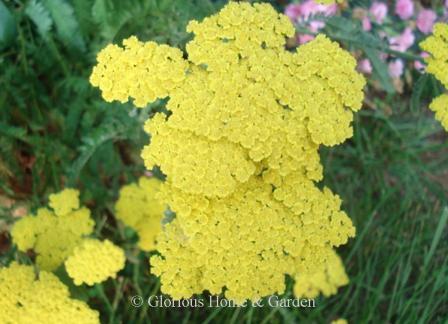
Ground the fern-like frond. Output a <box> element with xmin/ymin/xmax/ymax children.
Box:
<box><xmin>25</xmin><ymin>0</ymin><xmax>53</xmax><ymax>39</ymax></box>
<box><xmin>43</xmin><ymin>0</ymin><xmax>86</xmax><ymax>51</ymax></box>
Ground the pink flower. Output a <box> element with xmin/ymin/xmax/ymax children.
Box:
<box><xmin>358</xmin><ymin>59</ymin><xmax>373</xmax><ymax>74</ymax></box>
<box><xmin>414</xmin><ymin>52</ymin><xmax>429</xmax><ymax>71</ymax></box>
<box><xmin>362</xmin><ymin>17</ymin><xmax>372</xmax><ymax>31</ymax></box>
<box><xmin>370</xmin><ymin>2</ymin><xmax>388</xmax><ymax>24</ymax></box>
<box><xmin>298</xmin><ymin>0</ymin><xmax>337</xmax><ymax>21</ymax></box>
<box><xmin>395</xmin><ymin>0</ymin><xmax>414</xmax><ymax>20</ymax></box>
<box><xmin>309</xmin><ymin>20</ymin><xmax>326</xmax><ymax>32</ymax></box>
<box><xmin>285</xmin><ymin>4</ymin><xmax>302</xmax><ymax>22</ymax></box>
<box><xmin>389</xmin><ymin>27</ymin><xmax>415</xmax><ymax>52</ymax></box>
<box><xmin>318</xmin><ymin>2</ymin><xmax>337</xmax><ymax>16</ymax></box>
<box><xmin>298</xmin><ymin>34</ymin><xmax>315</xmax><ymax>44</ymax></box>
<box><xmin>416</xmin><ymin>9</ymin><xmax>437</xmax><ymax>34</ymax></box>
<box><xmin>388</xmin><ymin>59</ymin><xmax>404</xmax><ymax>78</ymax></box>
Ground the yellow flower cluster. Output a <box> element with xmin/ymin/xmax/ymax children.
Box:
<box><xmin>0</xmin><ymin>263</ymin><xmax>99</xmax><ymax>324</ymax></box>
<box><xmin>115</xmin><ymin>177</ymin><xmax>165</xmax><ymax>251</ymax></box>
<box><xmin>331</xmin><ymin>320</ymin><xmax>348</xmax><ymax>324</ymax></box>
<box><xmin>90</xmin><ymin>37</ymin><xmax>187</xmax><ymax>107</ymax></box>
<box><xmin>65</xmin><ymin>239</ymin><xmax>125</xmax><ymax>286</ymax></box>
<box><xmin>12</xmin><ymin>188</ymin><xmax>126</xmax><ymax>286</ymax></box>
<box><xmin>152</xmin><ymin>177</ymin><xmax>355</xmax><ymax>302</ymax></box>
<box><xmin>11</xmin><ymin>189</ymin><xmax>94</xmax><ymax>271</ymax></box>
<box><xmin>293</xmin><ymin>249</ymin><xmax>349</xmax><ymax>298</ymax></box>
<box><xmin>429</xmin><ymin>94</ymin><xmax>448</xmax><ymax>130</ymax></box>
<box><xmin>420</xmin><ymin>23</ymin><xmax>448</xmax><ymax>131</ymax></box>
<box><xmin>91</xmin><ymin>2</ymin><xmax>363</xmax><ymax>302</ymax></box>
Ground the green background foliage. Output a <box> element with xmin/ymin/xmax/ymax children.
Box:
<box><xmin>0</xmin><ymin>0</ymin><xmax>447</xmax><ymax>323</ymax></box>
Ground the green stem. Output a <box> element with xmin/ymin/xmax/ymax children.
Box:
<box><xmin>95</xmin><ymin>284</ymin><xmax>114</xmax><ymax>320</ymax></box>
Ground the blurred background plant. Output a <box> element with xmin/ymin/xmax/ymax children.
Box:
<box><xmin>0</xmin><ymin>0</ymin><xmax>447</xmax><ymax>323</ymax></box>
<box><xmin>285</xmin><ymin>0</ymin><xmax>448</xmax><ymax>95</ymax></box>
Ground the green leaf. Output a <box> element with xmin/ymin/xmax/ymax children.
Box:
<box><xmin>411</xmin><ymin>73</ymin><xmax>430</xmax><ymax>113</ymax></box>
<box><xmin>0</xmin><ymin>122</ymin><xmax>29</xmax><ymax>143</ymax></box>
<box><xmin>42</xmin><ymin>0</ymin><xmax>86</xmax><ymax>51</ymax></box>
<box><xmin>25</xmin><ymin>0</ymin><xmax>53</xmax><ymax>40</ymax></box>
<box><xmin>364</xmin><ymin>47</ymin><xmax>395</xmax><ymax>94</ymax></box>
<box><xmin>91</xmin><ymin>0</ymin><xmax>152</xmax><ymax>41</ymax></box>
<box><xmin>71</xmin><ymin>0</ymin><xmax>95</xmax><ymax>36</ymax></box>
<box><xmin>423</xmin><ymin>207</ymin><xmax>448</xmax><ymax>270</ymax></box>
<box><xmin>66</xmin><ymin>113</ymin><xmax>134</xmax><ymax>185</ymax></box>
<box><xmin>90</xmin><ymin>0</ymin><xmax>219</xmax><ymax>47</ymax></box>
<box><xmin>0</xmin><ymin>0</ymin><xmax>17</xmax><ymax>49</ymax></box>
<box><xmin>325</xmin><ymin>16</ymin><xmax>384</xmax><ymax>49</ymax></box>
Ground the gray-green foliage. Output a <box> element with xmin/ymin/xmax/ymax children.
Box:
<box><xmin>25</xmin><ymin>0</ymin><xmax>52</xmax><ymax>40</ymax></box>
<box><xmin>0</xmin><ymin>0</ymin><xmax>16</xmax><ymax>49</ymax></box>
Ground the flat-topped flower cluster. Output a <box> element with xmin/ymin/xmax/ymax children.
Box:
<box><xmin>115</xmin><ymin>177</ymin><xmax>165</xmax><ymax>251</ymax></box>
<box><xmin>12</xmin><ymin>189</ymin><xmax>125</xmax><ymax>285</ymax></box>
<box><xmin>90</xmin><ymin>2</ymin><xmax>365</xmax><ymax>303</ymax></box>
<box><xmin>0</xmin><ymin>263</ymin><xmax>99</xmax><ymax>324</ymax></box>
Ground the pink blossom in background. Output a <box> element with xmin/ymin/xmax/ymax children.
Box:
<box><xmin>285</xmin><ymin>4</ymin><xmax>302</xmax><ymax>22</ymax></box>
<box><xmin>414</xmin><ymin>52</ymin><xmax>429</xmax><ymax>71</ymax></box>
<box><xmin>309</xmin><ymin>20</ymin><xmax>326</xmax><ymax>32</ymax></box>
<box><xmin>298</xmin><ymin>34</ymin><xmax>315</xmax><ymax>44</ymax></box>
<box><xmin>298</xmin><ymin>0</ymin><xmax>337</xmax><ymax>21</ymax></box>
<box><xmin>318</xmin><ymin>2</ymin><xmax>337</xmax><ymax>16</ymax></box>
<box><xmin>297</xmin><ymin>0</ymin><xmax>319</xmax><ymax>19</ymax></box>
<box><xmin>362</xmin><ymin>17</ymin><xmax>372</xmax><ymax>31</ymax></box>
<box><xmin>416</xmin><ymin>9</ymin><xmax>437</xmax><ymax>34</ymax></box>
<box><xmin>388</xmin><ymin>59</ymin><xmax>404</xmax><ymax>78</ymax></box>
<box><xmin>395</xmin><ymin>0</ymin><xmax>414</xmax><ymax>20</ymax></box>
<box><xmin>389</xmin><ymin>27</ymin><xmax>415</xmax><ymax>52</ymax></box>
<box><xmin>370</xmin><ymin>2</ymin><xmax>388</xmax><ymax>24</ymax></box>
<box><xmin>358</xmin><ymin>59</ymin><xmax>373</xmax><ymax>74</ymax></box>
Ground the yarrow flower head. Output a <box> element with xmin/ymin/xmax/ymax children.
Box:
<box><xmin>0</xmin><ymin>263</ymin><xmax>99</xmax><ymax>324</ymax></box>
<box><xmin>65</xmin><ymin>239</ymin><xmax>126</xmax><ymax>286</ymax></box>
<box><xmin>420</xmin><ymin>23</ymin><xmax>448</xmax><ymax>131</ymax></box>
<box><xmin>90</xmin><ymin>2</ymin><xmax>364</xmax><ymax>303</ymax></box>
<box><xmin>11</xmin><ymin>189</ymin><xmax>94</xmax><ymax>271</ymax></box>
<box><xmin>331</xmin><ymin>319</ymin><xmax>348</xmax><ymax>324</ymax></box>
<box><xmin>115</xmin><ymin>177</ymin><xmax>165</xmax><ymax>251</ymax></box>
